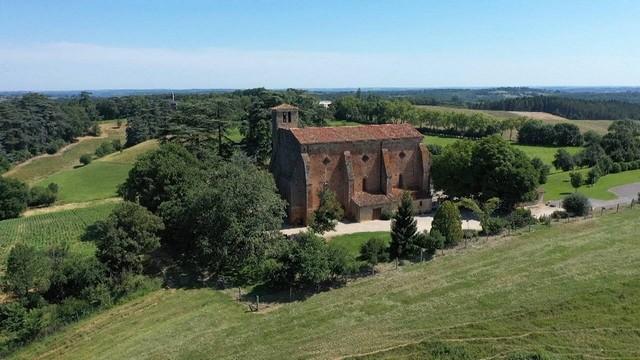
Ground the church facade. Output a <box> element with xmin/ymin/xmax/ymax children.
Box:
<box><xmin>270</xmin><ymin>104</ymin><xmax>432</xmax><ymax>225</ymax></box>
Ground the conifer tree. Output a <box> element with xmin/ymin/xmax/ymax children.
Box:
<box><xmin>389</xmin><ymin>192</ymin><xmax>417</xmax><ymax>260</ymax></box>
<box><xmin>431</xmin><ymin>201</ymin><xmax>463</xmax><ymax>247</ymax></box>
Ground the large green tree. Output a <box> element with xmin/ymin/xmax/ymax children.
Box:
<box><xmin>0</xmin><ymin>177</ymin><xmax>29</xmax><ymax>220</ymax></box>
<box><xmin>88</xmin><ymin>202</ymin><xmax>164</xmax><ymax>280</ymax></box>
<box><xmin>119</xmin><ymin>143</ymin><xmax>202</xmax><ymax>212</ymax></box>
<box><xmin>431</xmin><ymin>140</ymin><xmax>475</xmax><ymax>198</ymax></box>
<box><xmin>161</xmin><ymin>154</ymin><xmax>286</xmax><ymax>279</ymax></box>
<box><xmin>471</xmin><ymin>136</ymin><xmax>539</xmax><ymax>208</ymax></box>
<box><xmin>389</xmin><ymin>192</ymin><xmax>418</xmax><ymax>260</ymax></box>
<box><xmin>5</xmin><ymin>244</ymin><xmax>52</xmax><ymax>299</ymax></box>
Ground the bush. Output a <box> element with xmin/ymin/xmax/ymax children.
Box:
<box><xmin>28</xmin><ymin>184</ymin><xmax>58</xmax><ymax>207</ymax></box>
<box><xmin>95</xmin><ymin>141</ymin><xmax>115</xmax><ymax>158</ymax></box>
<box><xmin>481</xmin><ymin>216</ymin><xmax>507</xmax><ymax>235</ymax></box>
<box><xmin>79</xmin><ymin>154</ymin><xmax>92</xmax><ymax>165</ymax></box>
<box><xmin>539</xmin><ymin>215</ymin><xmax>552</xmax><ymax>226</ymax></box>
<box><xmin>562</xmin><ymin>193</ymin><xmax>591</xmax><ymax>216</ymax></box>
<box><xmin>508</xmin><ymin>208</ymin><xmax>536</xmax><ymax>229</ymax></box>
<box><xmin>0</xmin><ymin>155</ymin><xmax>10</xmax><ymax>173</ymax></box>
<box><xmin>380</xmin><ymin>207</ymin><xmax>393</xmax><ymax>220</ymax></box>
<box><xmin>610</xmin><ymin>162</ymin><xmax>622</xmax><ymax>174</ymax></box>
<box><xmin>359</xmin><ymin>238</ymin><xmax>389</xmax><ymax>266</ymax></box>
<box><xmin>426</xmin><ymin>143</ymin><xmax>443</xmax><ymax>156</ymax></box>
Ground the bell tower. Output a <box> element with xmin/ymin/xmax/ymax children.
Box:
<box><xmin>270</xmin><ymin>103</ymin><xmax>299</xmax><ymax>151</ymax></box>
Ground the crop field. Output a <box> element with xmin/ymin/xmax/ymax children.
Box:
<box><xmin>4</xmin><ymin>120</ymin><xmax>126</xmax><ymax>184</ymax></box>
<box><xmin>0</xmin><ymin>202</ymin><xmax>116</xmax><ymax>272</ymax></box>
<box><xmin>415</xmin><ymin>105</ymin><xmax>523</xmax><ymax>120</ymax></box>
<box><xmin>33</xmin><ymin>140</ymin><xmax>158</xmax><ymax>204</ymax></box>
<box><xmin>12</xmin><ymin>208</ymin><xmax>640</xmax><ymax>359</ymax></box>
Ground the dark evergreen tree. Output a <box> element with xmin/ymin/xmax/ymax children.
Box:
<box><xmin>389</xmin><ymin>192</ymin><xmax>417</xmax><ymax>260</ymax></box>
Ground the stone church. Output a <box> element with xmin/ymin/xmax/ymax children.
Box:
<box><xmin>270</xmin><ymin>104</ymin><xmax>432</xmax><ymax>225</ymax></box>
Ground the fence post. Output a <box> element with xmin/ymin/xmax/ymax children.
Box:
<box><xmin>617</xmin><ymin>204</ymin><xmax>620</xmax><ymax>213</ymax></box>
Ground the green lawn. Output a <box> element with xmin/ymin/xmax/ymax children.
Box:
<box><xmin>512</xmin><ymin>144</ymin><xmax>581</xmax><ymax>166</ymax></box>
<box><xmin>12</xmin><ymin>208</ymin><xmax>640</xmax><ymax>359</ymax></box>
<box><xmin>415</xmin><ymin>105</ymin><xmax>523</xmax><ymax>120</ymax></box>
<box><xmin>0</xmin><ymin>202</ymin><xmax>116</xmax><ymax>271</ymax></box>
<box><xmin>328</xmin><ymin>231</ymin><xmax>390</xmax><ymax>257</ymax></box>
<box><xmin>4</xmin><ymin>120</ymin><xmax>126</xmax><ymax>184</ymax></box>
<box><xmin>32</xmin><ymin>139</ymin><xmax>158</xmax><ymax>204</ymax></box>
<box><xmin>544</xmin><ymin>168</ymin><xmax>640</xmax><ymax>201</ymax></box>
<box><xmin>35</xmin><ymin>162</ymin><xmax>132</xmax><ymax>204</ymax></box>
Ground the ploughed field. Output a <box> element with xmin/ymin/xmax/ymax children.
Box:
<box><xmin>11</xmin><ymin>208</ymin><xmax>640</xmax><ymax>359</ymax></box>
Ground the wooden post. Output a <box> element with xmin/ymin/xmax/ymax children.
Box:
<box><xmin>617</xmin><ymin>204</ymin><xmax>620</xmax><ymax>213</ymax></box>
<box><xmin>238</xmin><ymin>287</ymin><xmax>241</xmax><ymax>302</ymax></box>
<box><xmin>256</xmin><ymin>295</ymin><xmax>260</xmax><ymax>312</ymax></box>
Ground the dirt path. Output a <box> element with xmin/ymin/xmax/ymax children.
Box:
<box><xmin>3</xmin><ymin>123</ymin><xmax>114</xmax><ymax>177</ymax></box>
<box><xmin>282</xmin><ymin>215</ymin><xmax>482</xmax><ymax>238</ymax></box>
<box><xmin>22</xmin><ymin>198</ymin><xmax>122</xmax><ymax>217</ymax></box>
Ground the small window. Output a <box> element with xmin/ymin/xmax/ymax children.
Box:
<box><xmin>323</xmin><ymin>157</ymin><xmax>331</xmax><ymax>165</ymax></box>
<box><xmin>362</xmin><ymin>178</ymin><xmax>367</xmax><ymax>192</ymax></box>
<box><xmin>282</xmin><ymin>113</ymin><xmax>288</xmax><ymax>123</ymax></box>
<box><xmin>362</xmin><ymin>154</ymin><xmax>369</xmax><ymax>162</ymax></box>
<box><xmin>399</xmin><ymin>151</ymin><xmax>406</xmax><ymax>159</ymax></box>
<box><xmin>398</xmin><ymin>174</ymin><xmax>403</xmax><ymax>188</ymax></box>
<box><xmin>419</xmin><ymin>201</ymin><xmax>423</xmax><ymax>207</ymax></box>
<box><xmin>288</xmin><ymin>111</ymin><xmax>292</xmax><ymax>123</ymax></box>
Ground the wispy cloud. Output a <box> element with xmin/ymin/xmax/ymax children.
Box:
<box><xmin>1</xmin><ymin>42</ymin><xmax>639</xmax><ymax>91</ymax></box>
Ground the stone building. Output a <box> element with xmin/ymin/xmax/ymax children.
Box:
<box><xmin>270</xmin><ymin>104</ymin><xmax>432</xmax><ymax>225</ymax></box>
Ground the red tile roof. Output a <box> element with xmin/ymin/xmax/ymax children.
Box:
<box><xmin>289</xmin><ymin>123</ymin><xmax>422</xmax><ymax>145</ymax></box>
<box><xmin>351</xmin><ymin>192</ymin><xmax>399</xmax><ymax>207</ymax></box>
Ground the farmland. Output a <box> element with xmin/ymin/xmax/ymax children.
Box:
<box><xmin>33</xmin><ymin>140</ymin><xmax>158</xmax><ymax>204</ymax></box>
<box><xmin>417</xmin><ymin>105</ymin><xmax>613</xmax><ymax>135</ymax></box>
<box><xmin>0</xmin><ymin>202</ymin><xmax>116</xmax><ymax>271</ymax></box>
<box><xmin>4</xmin><ymin>120</ymin><xmax>126</xmax><ymax>184</ymax></box>
<box><xmin>12</xmin><ymin>207</ymin><xmax>640</xmax><ymax>359</ymax></box>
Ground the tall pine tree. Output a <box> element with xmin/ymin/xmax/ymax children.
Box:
<box><xmin>389</xmin><ymin>192</ymin><xmax>417</xmax><ymax>260</ymax></box>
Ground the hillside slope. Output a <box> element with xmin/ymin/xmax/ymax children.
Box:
<box><xmin>12</xmin><ymin>208</ymin><xmax>640</xmax><ymax>359</ymax></box>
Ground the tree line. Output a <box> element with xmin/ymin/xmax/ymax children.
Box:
<box><xmin>474</xmin><ymin>95</ymin><xmax>640</xmax><ymax>120</ymax></box>
<box><xmin>0</xmin><ymin>92</ymin><xmax>99</xmax><ymax>167</ymax></box>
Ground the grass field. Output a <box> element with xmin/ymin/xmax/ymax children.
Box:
<box><xmin>329</xmin><ymin>231</ymin><xmax>390</xmax><ymax>257</ymax></box>
<box><xmin>33</xmin><ymin>140</ymin><xmax>158</xmax><ymax>204</ymax></box>
<box><xmin>0</xmin><ymin>202</ymin><xmax>116</xmax><ymax>272</ymax></box>
<box><xmin>4</xmin><ymin>120</ymin><xmax>126</xmax><ymax>184</ymax></box>
<box><xmin>415</xmin><ymin>105</ymin><xmax>523</xmax><ymax>120</ymax></box>
<box><xmin>544</xmin><ymin>168</ymin><xmax>640</xmax><ymax>201</ymax></box>
<box><xmin>12</xmin><ymin>208</ymin><xmax>640</xmax><ymax>359</ymax></box>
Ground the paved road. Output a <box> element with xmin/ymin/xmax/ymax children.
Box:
<box><xmin>589</xmin><ymin>182</ymin><xmax>640</xmax><ymax>208</ymax></box>
<box><xmin>282</xmin><ymin>214</ymin><xmax>481</xmax><ymax>239</ymax></box>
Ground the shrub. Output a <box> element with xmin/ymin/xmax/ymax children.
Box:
<box><xmin>5</xmin><ymin>244</ymin><xmax>52</xmax><ymax>299</ymax></box>
<box><xmin>426</xmin><ymin>143</ymin><xmax>443</xmax><ymax>156</ymax></box>
<box><xmin>569</xmin><ymin>171</ymin><xmax>583</xmax><ymax>191</ymax></box>
<box><xmin>610</xmin><ymin>162</ymin><xmax>622</xmax><ymax>174</ymax></box>
<box><xmin>112</xmin><ymin>139</ymin><xmax>123</xmax><ymax>151</ymax></box>
<box><xmin>508</xmin><ymin>208</ymin><xmax>536</xmax><ymax>229</ymax></box>
<box><xmin>79</xmin><ymin>154</ymin><xmax>92</xmax><ymax>165</ymax></box>
<box><xmin>28</xmin><ymin>185</ymin><xmax>57</xmax><ymax>207</ymax></box>
<box><xmin>95</xmin><ymin>141</ymin><xmax>115</xmax><ymax>158</ymax></box>
<box><xmin>482</xmin><ymin>216</ymin><xmax>507</xmax><ymax>235</ymax></box>
<box><xmin>586</xmin><ymin>167</ymin><xmax>601</xmax><ymax>186</ymax></box>
<box><xmin>0</xmin><ymin>155</ymin><xmax>10</xmax><ymax>173</ymax></box>
<box><xmin>380</xmin><ymin>207</ymin><xmax>393</xmax><ymax>220</ymax></box>
<box><xmin>359</xmin><ymin>238</ymin><xmax>389</xmax><ymax>266</ymax></box>
<box><xmin>562</xmin><ymin>193</ymin><xmax>591</xmax><ymax>216</ymax></box>
<box><xmin>539</xmin><ymin>215</ymin><xmax>552</xmax><ymax>226</ymax></box>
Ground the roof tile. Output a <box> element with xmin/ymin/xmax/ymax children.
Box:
<box><xmin>289</xmin><ymin>123</ymin><xmax>421</xmax><ymax>145</ymax></box>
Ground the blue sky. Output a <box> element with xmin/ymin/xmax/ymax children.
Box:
<box><xmin>1</xmin><ymin>0</ymin><xmax>639</xmax><ymax>90</ymax></box>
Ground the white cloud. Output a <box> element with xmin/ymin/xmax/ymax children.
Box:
<box><xmin>0</xmin><ymin>42</ymin><xmax>639</xmax><ymax>90</ymax></box>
